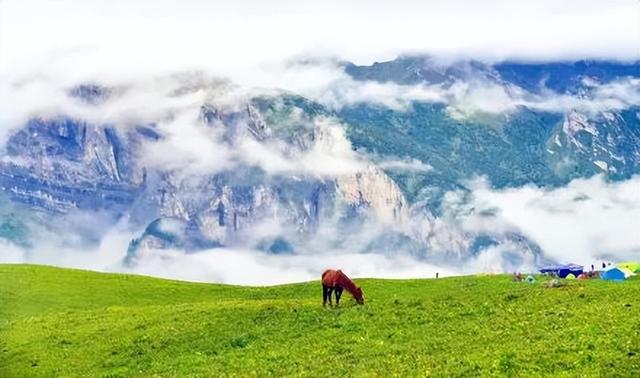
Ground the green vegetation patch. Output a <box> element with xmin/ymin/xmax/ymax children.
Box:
<box><xmin>1</xmin><ymin>264</ymin><xmax>640</xmax><ymax>376</ymax></box>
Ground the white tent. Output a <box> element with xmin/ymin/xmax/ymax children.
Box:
<box><xmin>619</xmin><ymin>267</ymin><xmax>636</xmax><ymax>278</ymax></box>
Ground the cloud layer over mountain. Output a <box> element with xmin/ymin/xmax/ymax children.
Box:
<box><xmin>3</xmin><ymin>61</ymin><xmax>639</xmax><ymax>147</ymax></box>
<box><xmin>2</xmin><ymin>174</ymin><xmax>638</xmax><ymax>284</ymax></box>
<box><xmin>445</xmin><ymin>175</ymin><xmax>640</xmax><ymax>266</ymax></box>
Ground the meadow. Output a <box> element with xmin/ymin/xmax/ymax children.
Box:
<box><xmin>1</xmin><ymin>264</ymin><xmax>639</xmax><ymax>377</ymax></box>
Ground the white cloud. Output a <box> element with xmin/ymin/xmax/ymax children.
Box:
<box><xmin>0</xmin><ymin>68</ymin><xmax>369</xmax><ymax>178</ymax></box>
<box><xmin>308</xmin><ymin>73</ymin><xmax>447</xmax><ymax>110</ymax></box>
<box><xmin>377</xmin><ymin>158</ymin><xmax>433</xmax><ymax>173</ymax></box>
<box><xmin>140</xmin><ymin>108</ymin><xmax>234</xmax><ymax>175</ymax></box>
<box><xmin>5</xmin><ymin>66</ymin><xmax>638</xmax><ymax>150</ymax></box>
<box><xmin>446</xmin><ymin>81</ymin><xmax>521</xmax><ymax>116</ymax></box>
<box><xmin>4</xmin><ymin>173</ymin><xmax>640</xmax><ymax>283</ymax></box>
<box><xmin>1</xmin><ymin>0</ymin><xmax>637</xmax><ymax>80</ymax></box>
<box><xmin>126</xmin><ymin>248</ymin><xmax>454</xmax><ymax>284</ymax></box>
<box><xmin>450</xmin><ymin>175</ymin><xmax>640</xmax><ymax>266</ymax></box>
<box><xmin>0</xmin><ymin>216</ymin><xmax>135</xmax><ymax>270</ymax></box>
<box><xmin>461</xmin><ymin>242</ymin><xmax>538</xmax><ymax>275</ymax></box>
<box><xmin>0</xmin><ymin>0</ymin><xmax>636</xmax><ymax>141</ymax></box>
<box><xmin>1</xmin><ymin>210</ymin><xmax>457</xmax><ymax>284</ymax></box>
<box><xmin>0</xmin><ymin>240</ymin><xmax>26</xmax><ymax>263</ymax></box>
<box><xmin>0</xmin><ymin>73</ymin><xmax>220</xmax><ymax>147</ymax></box>
<box><xmin>255</xmin><ymin>61</ymin><xmax>640</xmax><ymax>116</ymax></box>
<box><xmin>236</xmin><ymin>117</ymin><xmax>367</xmax><ymax>177</ymax></box>
<box><xmin>514</xmin><ymin>78</ymin><xmax>640</xmax><ymax>115</ymax></box>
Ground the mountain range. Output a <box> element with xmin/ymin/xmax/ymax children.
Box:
<box><xmin>1</xmin><ymin>56</ymin><xmax>638</xmax><ymax>272</ymax></box>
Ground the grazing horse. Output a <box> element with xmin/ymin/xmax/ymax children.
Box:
<box><xmin>321</xmin><ymin>269</ymin><xmax>364</xmax><ymax>306</ymax></box>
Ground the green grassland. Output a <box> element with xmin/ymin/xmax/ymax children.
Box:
<box><xmin>1</xmin><ymin>264</ymin><xmax>640</xmax><ymax>377</ymax></box>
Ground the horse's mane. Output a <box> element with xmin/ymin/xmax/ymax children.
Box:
<box><xmin>336</xmin><ymin>270</ymin><xmax>359</xmax><ymax>296</ymax></box>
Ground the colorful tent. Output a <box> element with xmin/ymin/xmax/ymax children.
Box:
<box><xmin>566</xmin><ymin>273</ymin><xmax>576</xmax><ymax>280</ymax></box>
<box><xmin>539</xmin><ymin>264</ymin><xmax>583</xmax><ymax>278</ymax></box>
<box><xmin>525</xmin><ymin>275</ymin><xmax>536</xmax><ymax>284</ymax></box>
<box><xmin>619</xmin><ymin>268</ymin><xmax>636</xmax><ymax>278</ymax></box>
<box><xmin>618</xmin><ymin>262</ymin><xmax>640</xmax><ymax>273</ymax></box>
<box><xmin>601</xmin><ymin>267</ymin><xmax>626</xmax><ymax>281</ymax></box>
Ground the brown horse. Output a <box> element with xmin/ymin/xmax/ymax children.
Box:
<box><xmin>322</xmin><ymin>269</ymin><xmax>364</xmax><ymax>306</ymax></box>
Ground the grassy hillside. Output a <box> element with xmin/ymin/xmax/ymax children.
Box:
<box><xmin>1</xmin><ymin>264</ymin><xmax>640</xmax><ymax>377</ymax></box>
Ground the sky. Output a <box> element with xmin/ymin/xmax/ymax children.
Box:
<box><xmin>1</xmin><ymin>0</ymin><xmax>639</xmax><ymax>79</ymax></box>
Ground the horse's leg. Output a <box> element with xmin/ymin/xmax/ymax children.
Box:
<box><xmin>322</xmin><ymin>285</ymin><xmax>328</xmax><ymax>307</ymax></box>
<box><xmin>335</xmin><ymin>287</ymin><xmax>343</xmax><ymax>306</ymax></box>
<box><xmin>327</xmin><ymin>288</ymin><xmax>334</xmax><ymax>306</ymax></box>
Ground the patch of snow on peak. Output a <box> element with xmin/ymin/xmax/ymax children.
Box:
<box><xmin>593</xmin><ymin>160</ymin><xmax>608</xmax><ymax>171</ymax></box>
<box><xmin>562</xmin><ymin>111</ymin><xmax>598</xmax><ymax>148</ymax></box>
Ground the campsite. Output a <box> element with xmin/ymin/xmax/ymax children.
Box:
<box><xmin>538</xmin><ymin>262</ymin><xmax>640</xmax><ymax>281</ymax></box>
<box><xmin>2</xmin><ymin>264</ymin><xmax>640</xmax><ymax>376</ymax></box>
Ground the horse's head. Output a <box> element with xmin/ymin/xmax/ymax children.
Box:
<box><xmin>354</xmin><ymin>287</ymin><xmax>364</xmax><ymax>305</ymax></box>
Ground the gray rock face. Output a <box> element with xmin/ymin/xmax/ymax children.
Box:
<box><xmin>8</xmin><ymin>96</ymin><xmax>409</xmax><ymax>262</ymax></box>
<box><xmin>125</xmin><ymin>128</ymin><xmax>413</xmax><ymax>260</ymax></box>
<box><xmin>0</xmin><ymin>118</ymin><xmax>150</xmax><ymax>214</ymax></box>
<box><xmin>336</xmin><ymin>166</ymin><xmax>408</xmax><ymax>225</ymax></box>
<box><xmin>547</xmin><ymin>110</ymin><xmax>640</xmax><ymax>177</ymax></box>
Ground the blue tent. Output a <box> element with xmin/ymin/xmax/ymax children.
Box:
<box><xmin>539</xmin><ymin>264</ymin><xmax>564</xmax><ymax>274</ymax></box>
<box><xmin>601</xmin><ymin>267</ymin><xmax>626</xmax><ymax>281</ymax></box>
<box><xmin>539</xmin><ymin>264</ymin><xmax>583</xmax><ymax>278</ymax></box>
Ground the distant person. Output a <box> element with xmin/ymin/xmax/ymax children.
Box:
<box><xmin>591</xmin><ymin>264</ymin><xmax>594</xmax><ymax>272</ymax></box>
<box><xmin>436</xmin><ymin>272</ymin><xmax>439</xmax><ymax>279</ymax></box>
<box><xmin>602</xmin><ymin>262</ymin><xmax>606</xmax><ymax>269</ymax></box>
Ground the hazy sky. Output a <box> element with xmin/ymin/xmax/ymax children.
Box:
<box><xmin>1</xmin><ymin>0</ymin><xmax>638</xmax><ymax>76</ymax></box>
